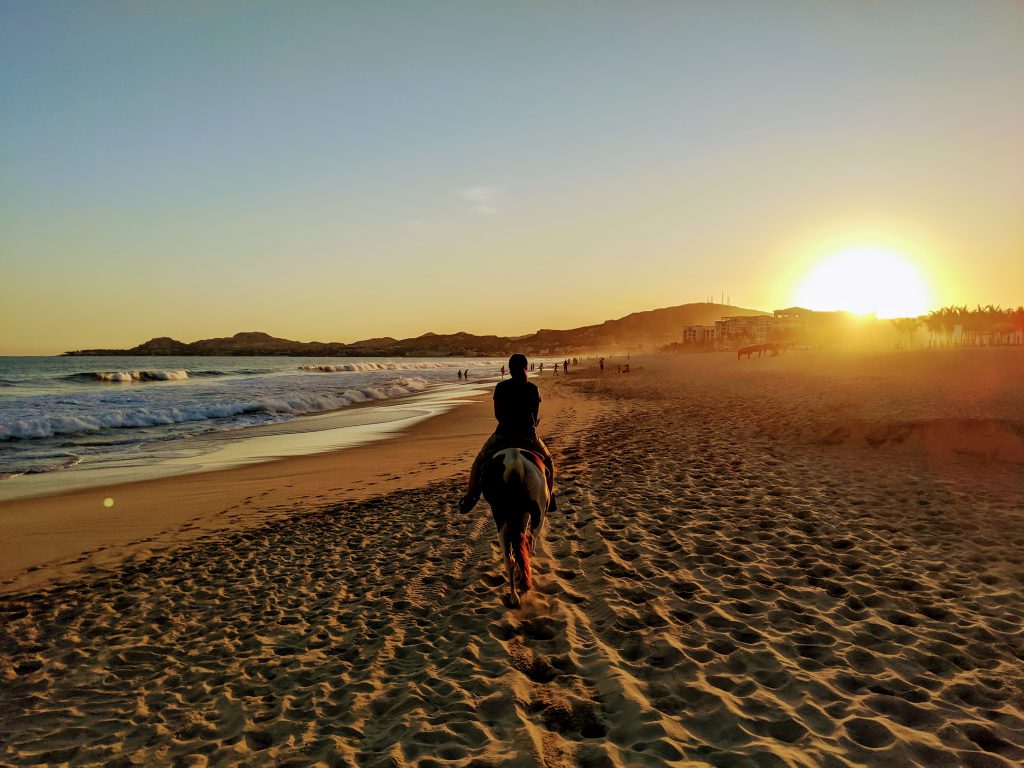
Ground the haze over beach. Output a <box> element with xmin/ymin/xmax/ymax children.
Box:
<box><xmin>2</xmin><ymin>3</ymin><xmax>1024</xmax><ymax>768</ymax></box>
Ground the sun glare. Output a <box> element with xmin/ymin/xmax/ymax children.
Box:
<box><xmin>794</xmin><ymin>247</ymin><xmax>930</xmax><ymax>318</ymax></box>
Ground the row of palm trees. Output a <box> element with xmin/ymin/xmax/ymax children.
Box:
<box><xmin>898</xmin><ymin>305</ymin><xmax>1024</xmax><ymax>347</ymax></box>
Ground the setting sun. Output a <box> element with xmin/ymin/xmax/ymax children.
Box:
<box><xmin>794</xmin><ymin>246</ymin><xmax>931</xmax><ymax>318</ymax></box>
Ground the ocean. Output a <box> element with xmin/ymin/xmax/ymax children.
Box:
<box><xmin>0</xmin><ymin>356</ymin><xmax>535</xmax><ymax>499</ymax></box>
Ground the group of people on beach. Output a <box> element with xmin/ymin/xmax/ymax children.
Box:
<box><xmin>460</xmin><ymin>356</ymin><xmax>585</xmax><ymax>382</ymax></box>
<box><xmin>495</xmin><ymin>357</ymin><xmax>578</xmax><ymax>378</ymax></box>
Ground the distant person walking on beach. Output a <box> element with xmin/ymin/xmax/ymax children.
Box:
<box><xmin>460</xmin><ymin>354</ymin><xmax>555</xmax><ymax>514</ymax></box>
<box><xmin>458</xmin><ymin>370</ymin><xmax>463</xmax><ymax>381</ymax></box>
<box><xmin>501</xmin><ymin>365</ymin><xmax>506</xmax><ymax>379</ymax></box>
<box><xmin>599</xmin><ymin>357</ymin><xmax>604</xmax><ymax>374</ymax></box>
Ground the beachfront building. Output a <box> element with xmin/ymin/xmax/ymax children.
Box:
<box><xmin>681</xmin><ymin>325</ymin><xmax>717</xmax><ymax>344</ymax></box>
<box><xmin>714</xmin><ymin>315</ymin><xmax>775</xmax><ymax>348</ymax></box>
<box><xmin>773</xmin><ymin>306</ymin><xmax>878</xmax><ymax>348</ymax></box>
<box><xmin>691</xmin><ymin>307</ymin><xmax>891</xmax><ymax>352</ymax></box>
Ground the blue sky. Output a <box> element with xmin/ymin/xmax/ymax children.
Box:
<box><xmin>2</xmin><ymin>1</ymin><xmax>1022</xmax><ymax>353</ymax></box>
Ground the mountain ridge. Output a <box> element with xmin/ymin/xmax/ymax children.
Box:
<box><xmin>63</xmin><ymin>302</ymin><xmax>767</xmax><ymax>356</ymax></box>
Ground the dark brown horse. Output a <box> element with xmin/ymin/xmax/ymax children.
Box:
<box><xmin>481</xmin><ymin>448</ymin><xmax>549</xmax><ymax>608</ymax></box>
<box><xmin>738</xmin><ymin>343</ymin><xmax>782</xmax><ymax>359</ymax></box>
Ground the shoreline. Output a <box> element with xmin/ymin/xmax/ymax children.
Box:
<box><xmin>0</xmin><ymin>375</ymin><xmax>605</xmax><ymax>594</ymax></box>
<box><xmin>0</xmin><ymin>377</ymin><xmax>497</xmax><ymax>502</ymax></box>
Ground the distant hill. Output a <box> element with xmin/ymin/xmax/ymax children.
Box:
<box><xmin>63</xmin><ymin>302</ymin><xmax>766</xmax><ymax>356</ymax></box>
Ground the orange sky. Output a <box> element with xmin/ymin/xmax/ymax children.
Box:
<box><xmin>2</xmin><ymin>2</ymin><xmax>1022</xmax><ymax>354</ymax></box>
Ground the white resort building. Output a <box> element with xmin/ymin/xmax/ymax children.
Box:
<box><xmin>681</xmin><ymin>325</ymin><xmax>717</xmax><ymax>344</ymax></box>
<box><xmin>681</xmin><ymin>307</ymin><xmax>872</xmax><ymax>350</ymax></box>
<box><xmin>714</xmin><ymin>315</ymin><xmax>775</xmax><ymax>346</ymax></box>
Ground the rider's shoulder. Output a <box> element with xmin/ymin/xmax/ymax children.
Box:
<box><xmin>494</xmin><ymin>377</ymin><xmax>537</xmax><ymax>395</ymax></box>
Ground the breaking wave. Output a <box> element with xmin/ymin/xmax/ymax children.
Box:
<box><xmin>300</xmin><ymin>361</ymin><xmax>490</xmax><ymax>373</ymax></box>
<box><xmin>0</xmin><ymin>377</ymin><xmax>430</xmax><ymax>440</ymax></box>
<box><xmin>65</xmin><ymin>369</ymin><xmax>191</xmax><ymax>383</ymax></box>
<box><xmin>63</xmin><ymin>367</ymin><xmax>281</xmax><ymax>383</ymax></box>
<box><xmin>189</xmin><ymin>368</ymin><xmax>273</xmax><ymax>377</ymax></box>
<box><xmin>300</xmin><ymin>362</ymin><xmax>430</xmax><ymax>373</ymax></box>
<box><xmin>11</xmin><ymin>452</ymin><xmax>83</xmax><ymax>476</ymax></box>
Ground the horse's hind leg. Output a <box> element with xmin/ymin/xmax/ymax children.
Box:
<box><xmin>498</xmin><ymin>523</ymin><xmax>520</xmax><ymax>608</ymax></box>
<box><xmin>529</xmin><ymin>516</ymin><xmax>545</xmax><ymax>557</ymax></box>
<box><xmin>514</xmin><ymin>531</ymin><xmax>532</xmax><ymax>593</ymax></box>
<box><xmin>529</xmin><ymin>527</ymin><xmax>541</xmax><ymax>556</ymax></box>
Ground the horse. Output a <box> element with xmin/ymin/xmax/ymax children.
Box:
<box><xmin>481</xmin><ymin>447</ymin><xmax>550</xmax><ymax>608</ymax></box>
<box><xmin>737</xmin><ymin>344</ymin><xmax>762</xmax><ymax>360</ymax></box>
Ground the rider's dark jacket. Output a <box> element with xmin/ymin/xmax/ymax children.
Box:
<box><xmin>493</xmin><ymin>377</ymin><xmax>541</xmax><ymax>436</ymax></box>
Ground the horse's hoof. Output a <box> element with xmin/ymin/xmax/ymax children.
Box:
<box><xmin>507</xmin><ymin>592</ymin><xmax>521</xmax><ymax>609</ymax></box>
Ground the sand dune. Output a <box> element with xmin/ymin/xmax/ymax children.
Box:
<box><xmin>2</xmin><ymin>350</ymin><xmax>1023</xmax><ymax>767</ymax></box>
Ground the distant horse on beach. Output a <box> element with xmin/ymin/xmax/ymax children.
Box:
<box><xmin>737</xmin><ymin>343</ymin><xmax>781</xmax><ymax>360</ymax></box>
<box><xmin>481</xmin><ymin>448</ymin><xmax>550</xmax><ymax>608</ymax></box>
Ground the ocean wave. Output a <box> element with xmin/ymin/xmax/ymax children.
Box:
<box><xmin>65</xmin><ymin>369</ymin><xmax>191</xmax><ymax>383</ymax></box>
<box><xmin>19</xmin><ymin>453</ymin><xmax>83</xmax><ymax>476</ymax></box>
<box><xmin>301</xmin><ymin>363</ymin><xmax>400</xmax><ymax>373</ymax></box>
<box><xmin>187</xmin><ymin>368</ymin><xmax>274</xmax><ymax>377</ymax></box>
<box><xmin>300</xmin><ymin>360</ymin><xmax>497</xmax><ymax>373</ymax></box>
<box><xmin>0</xmin><ymin>377</ymin><xmax>430</xmax><ymax>440</ymax></box>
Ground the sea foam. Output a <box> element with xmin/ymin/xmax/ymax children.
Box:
<box><xmin>0</xmin><ymin>377</ymin><xmax>430</xmax><ymax>440</ymax></box>
<box><xmin>67</xmin><ymin>369</ymin><xmax>191</xmax><ymax>383</ymax></box>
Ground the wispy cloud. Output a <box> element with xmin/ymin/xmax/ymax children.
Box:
<box><xmin>459</xmin><ymin>185</ymin><xmax>501</xmax><ymax>214</ymax></box>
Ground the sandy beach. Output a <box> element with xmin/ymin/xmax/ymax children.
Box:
<box><xmin>2</xmin><ymin>350</ymin><xmax>1023</xmax><ymax>767</ymax></box>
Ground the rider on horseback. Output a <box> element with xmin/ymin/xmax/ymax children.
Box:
<box><xmin>459</xmin><ymin>353</ymin><xmax>556</xmax><ymax>514</ymax></box>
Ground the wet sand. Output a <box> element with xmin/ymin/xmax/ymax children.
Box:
<box><xmin>1</xmin><ymin>350</ymin><xmax>1022</xmax><ymax>767</ymax></box>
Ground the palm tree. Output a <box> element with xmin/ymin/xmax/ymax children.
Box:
<box><xmin>988</xmin><ymin>305</ymin><xmax>1014</xmax><ymax>346</ymax></box>
<box><xmin>1010</xmin><ymin>307</ymin><xmax>1024</xmax><ymax>345</ymax></box>
<box><xmin>924</xmin><ymin>310</ymin><xmax>945</xmax><ymax>348</ymax></box>
<box><xmin>889</xmin><ymin>317</ymin><xmax>921</xmax><ymax>350</ymax></box>
<box><xmin>938</xmin><ymin>306</ymin><xmax>958</xmax><ymax>348</ymax></box>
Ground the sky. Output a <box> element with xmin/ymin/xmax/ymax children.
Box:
<box><xmin>2</xmin><ymin>1</ymin><xmax>1022</xmax><ymax>355</ymax></box>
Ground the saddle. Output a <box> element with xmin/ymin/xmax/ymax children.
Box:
<box><xmin>484</xmin><ymin>445</ymin><xmax>556</xmax><ymax>512</ymax></box>
<box><xmin>516</xmin><ymin>449</ymin><xmax>549</xmax><ymax>478</ymax></box>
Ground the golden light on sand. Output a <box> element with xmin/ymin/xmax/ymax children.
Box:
<box><xmin>795</xmin><ymin>246</ymin><xmax>931</xmax><ymax>318</ymax></box>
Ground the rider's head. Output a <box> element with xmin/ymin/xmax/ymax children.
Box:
<box><xmin>508</xmin><ymin>353</ymin><xmax>528</xmax><ymax>377</ymax></box>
